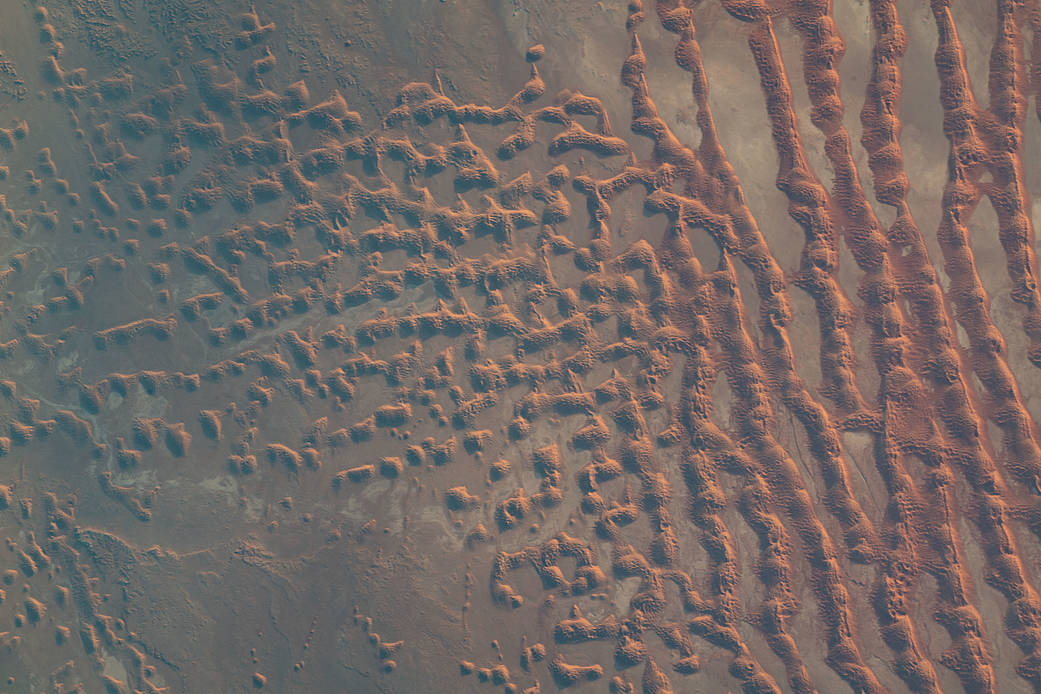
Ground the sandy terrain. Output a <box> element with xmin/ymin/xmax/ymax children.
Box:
<box><xmin>2</xmin><ymin>0</ymin><xmax>1041</xmax><ymax>691</ymax></box>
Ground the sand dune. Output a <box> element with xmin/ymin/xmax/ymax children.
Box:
<box><xmin>1</xmin><ymin>0</ymin><xmax>1041</xmax><ymax>691</ymax></box>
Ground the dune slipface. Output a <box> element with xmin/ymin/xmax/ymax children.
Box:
<box><xmin>2</xmin><ymin>0</ymin><xmax>1041</xmax><ymax>692</ymax></box>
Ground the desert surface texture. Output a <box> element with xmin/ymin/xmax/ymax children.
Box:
<box><xmin>4</xmin><ymin>0</ymin><xmax>1041</xmax><ymax>692</ymax></box>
